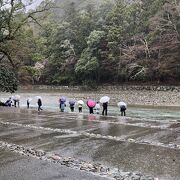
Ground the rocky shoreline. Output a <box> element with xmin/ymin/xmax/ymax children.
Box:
<box><xmin>19</xmin><ymin>85</ymin><xmax>180</xmax><ymax>107</ymax></box>
<box><xmin>0</xmin><ymin>141</ymin><xmax>155</xmax><ymax>180</ymax></box>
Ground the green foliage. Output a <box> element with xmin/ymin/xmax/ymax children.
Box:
<box><xmin>0</xmin><ymin>65</ymin><xmax>18</xmax><ymax>93</ymax></box>
<box><xmin>75</xmin><ymin>50</ymin><xmax>99</xmax><ymax>80</ymax></box>
<box><xmin>41</xmin><ymin>0</ymin><xmax>180</xmax><ymax>85</ymax></box>
<box><xmin>0</xmin><ymin>0</ymin><xmax>51</xmax><ymax>86</ymax></box>
<box><xmin>1</xmin><ymin>0</ymin><xmax>179</xmax><ymax>87</ymax></box>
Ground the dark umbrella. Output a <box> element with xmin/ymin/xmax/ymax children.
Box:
<box><xmin>60</xmin><ymin>96</ymin><xmax>66</xmax><ymax>102</ymax></box>
<box><xmin>69</xmin><ymin>99</ymin><xmax>76</xmax><ymax>105</ymax></box>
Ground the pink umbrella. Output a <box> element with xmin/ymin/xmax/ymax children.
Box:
<box><xmin>87</xmin><ymin>99</ymin><xmax>96</xmax><ymax>108</ymax></box>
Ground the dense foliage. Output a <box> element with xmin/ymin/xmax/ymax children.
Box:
<box><xmin>0</xmin><ymin>65</ymin><xmax>18</xmax><ymax>93</ymax></box>
<box><xmin>42</xmin><ymin>0</ymin><xmax>180</xmax><ymax>85</ymax></box>
<box><xmin>0</xmin><ymin>0</ymin><xmax>180</xmax><ymax>89</ymax></box>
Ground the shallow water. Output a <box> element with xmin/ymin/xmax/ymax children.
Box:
<box><xmin>1</xmin><ymin>90</ymin><xmax>180</xmax><ymax>121</ymax></box>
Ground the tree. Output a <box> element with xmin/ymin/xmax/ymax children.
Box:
<box><xmin>75</xmin><ymin>30</ymin><xmax>106</xmax><ymax>84</ymax></box>
<box><xmin>0</xmin><ymin>65</ymin><xmax>18</xmax><ymax>93</ymax></box>
<box><xmin>0</xmin><ymin>0</ymin><xmax>52</xmax><ymax>91</ymax></box>
<box><xmin>0</xmin><ymin>0</ymin><xmax>51</xmax><ymax>68</ymax></box>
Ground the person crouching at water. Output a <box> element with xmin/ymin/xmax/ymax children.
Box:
<box><xmin>37</xmin><ymin>98</ymin><xmax>42</xmax><ymax>111</ymax></box>
<box><xmin>120</xmin><ymin>105</ymin><xmax>126</xmax><ymax>116</ymax></box>
<box><xmin>5</xmin><ymin>97</ymin><xmax>12</xmax><ymax>107</ymax></box>
<box><xmin>102</xmin><ymin>102</ymin><xmax>108</xmax><ymax>116</ymax></box>
<box><xmin>119</xmin><ymin>102</ymin><xmax>127</xmax><ymax>116</ymax></box>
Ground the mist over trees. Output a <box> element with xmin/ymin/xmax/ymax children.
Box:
<box><xmin>0</xmin><ymin>0</ymin><xmax>180</xmax><ymax>91</ymax></box>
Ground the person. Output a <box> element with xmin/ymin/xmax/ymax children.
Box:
<box><xmin>5</xmin><ymin>97</ymin><xmax>12</xmax><ymax>107</ymax></box>
<box><xmin>27</xmin><ymin>99</ymin><xmax>30</xmax><ymax>109</ymax></box>
<box><xmin>17</xmin><ymin>99</ymin><xmax>20</xmax><ymax>107</ymax></box>
<box><xmin>120</xmin><ymin>104</ymin><xmax>126</xmax><ymax>116</ymax></box>
<box><xmin>78</xmin><ymin>103</ymin><xmax>83</xmax><ymax>113</ymax></box>
<box><xmin>87</xmin><ymin>101</ymin><xmax>94</xmax><ymax>114</ymax></box>
<box><xmin>59</xmin><ymin>100</ymin><xmax>65</xmax><ymax>112</ymax></box>
<box><xmin>60</xmin><ymin>102</ymin><xmax>65</xmax><ymax>112</ymax></box>
<box><xmin>37</xmin><ymin>98</ymin><xmax>42</xmax><ymax>111</ymax></box>
<box><xmin>102</xmin><ymin>102</ymin><xmax>108</xmax><ymax>116</ymax></box>
<box><xmin>0</xmin><ymin>101</ymin><xmax>6</xmax><ymax>106</ymax></box>
<box><xmin>69</xmin><ymin>103</ymin><xmax>75</xmax><ymax>112</ymax></box>
<box><xmin>13</xmin><ymin>99</ymin><xmax>20</xmax><ymax>107</ymax></box>
<box><xmin>95</xmin><ymin>102</ymin><xmax>100</xmax><ymax>114</ymax></box>
<box><xmin>13</xmin><ymin>99</ymin><xmax>17</xmax><ymax>107</ymax></box>
<box><xmin>89</xmin><ymin>107</ymin><xmax>94</xmax><ymax>114</ymax></box>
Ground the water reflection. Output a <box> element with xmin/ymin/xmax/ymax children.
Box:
<box><xmin>98</xmin><ymin>121</ymin><xmax>110</xmax><ymax>134</ymax></box>
<box><xmin>76</xmin><ymin>114</ymin><xmax>84</xmax><ymax>127</ymax></box>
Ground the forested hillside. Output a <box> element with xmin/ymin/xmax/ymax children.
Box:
<box><xmin>0</xmin><ymin>0</ymin><xmax>180</xmax><ymax>91</ymax></box>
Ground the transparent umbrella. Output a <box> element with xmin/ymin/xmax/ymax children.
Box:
<box><xmin>117</xmin><ymin>101</ymin><xmax>127</xmax><ymax>108</ymax></box>
<box><xmin>77</xmin><ymin>100</ymin><xmax>84</xmax><ymax>105</ymax></box>
<box><xmin>100</xmin><ymin>96</ymin><xmax>110</xmax><ymax>103</ymax></box>
<box><xmin>36</xmin><ymin>96</ymin><xmax>42</xmax><ymax>100</ymax></box>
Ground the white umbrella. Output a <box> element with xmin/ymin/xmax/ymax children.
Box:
<box><xmin>1</xmin><ymin>98</ymin><xmax>6</xmax><ymax>102</ymax></box>
<box><xmin>100</xmin><ymin>96</ymin><xmax>110</xmax><ymax>103</ymax></box>
<box><xmin>117</xmin><ymin>101</ymin><xmax>127</xmax><ymax>108</ymax></box>
<box><xmin>15</xmin><ymin>95</ymin><xmax>20</xmax><ymax>100</ymax></box>
<box><xmin>77</xmin><ymin>100</ymin><xmax>84</xmax><ymax>105</ymax></box>
<box><xmin>27</xmin><ymin>98</ymin><xmax>32</xmax><ymax>102</ymax></box>
<box><xmin>36</xmin><ymin>96</ymin><xmax>42</xmax><ymax>100</ymax></box>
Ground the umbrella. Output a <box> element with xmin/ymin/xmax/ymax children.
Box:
<box><xmin>15</xmin><ymin>95</ymin><xmax>20</xmax><ymax>100</ymax></box>
<box><xmin>117</xmin><ymin>101</ymin><xmax>127</xmax><ymax>108</ymax></box>
<box><xmin>27</xmin><ymin>98</ymin><xmax>32</xmax><ymax>102</ymax></box>
<box><xmin>36</xmin><ymin>96</ymin><xmax>42</xmax><ymax>100</ymax></box>
<box><xmin>77</xmin><ymin>100</ymin><xmax>84</xmax><ymax>105</ymax></box>
<box><xmin>100</xmin><ymin>96</ymin><xmax>110</xmax><ymax>103</ymax></box>
<box><xmin>60</xmin><ymin>96</ymin><xmax>66</xmax><ymax>102</ymax></box>
<box><xmin>11</xmin><ymin>96</ymin><xmax>15</xmax><ymax>100</ymax></box>
<box><xmin>87</xmin><ymin>99</ymin><xmax>96</xmax><ymax>108</ymax></box>
<box><xmin>69</xmin><ymin>99</ymin><xmax>76</xmax><ymax>105</ymax></box>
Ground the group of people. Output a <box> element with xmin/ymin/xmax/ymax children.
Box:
<box><xmin>0</xmin><ymin>96</ymin><xmax>127</xmax><ymax>116</ymax></box>
<box><xmin>58</xmin><ymin>97</ymin><xmax>127</xmax><ymax>116</ymax></box>
<box><xmin>0</xmin><ymin>97</ymin><xmax>20</xmax><ymax>107</ymax></box>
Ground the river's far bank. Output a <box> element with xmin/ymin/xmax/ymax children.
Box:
<box><xmin>15</xmin><ymin>85</ymin><xmax>180</xmax><ymax>107</ymax></box>
<box><xmin>19</xmin><ymin>84</ymin><xmax>180</xmax><ymax>92</ymax></box>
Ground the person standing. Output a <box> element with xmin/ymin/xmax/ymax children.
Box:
<box><xmin>37</xmin><ymin>98</ymin><xmax>42</xmax><ymax>111</ymax></box>
<box><xmin>69</xmin><ymin>100</ymin><xmax>75</xmax><ymax>112</ymax></box>
<box><xmin>13</xmin><ymin>99</ymin><xmax>17</xmax><ymax>107</ymax></box>
<box><xmin>78</xmin><ymin>104</ymin><xmax>83</xmax><ymax>113</ymax></box>
<box><xmin>60</xmin><ymin>102</ymin><xmax>65</xmax><ymax>112</ymax></box>
<box><xmin>13</xmin><ymin>95</ymin><xmax>20</xmax><ymax>107</ymax></box>
<box><xmin>27</xmin><ymin>99</ymin><xmax>30</xmax><ymax>109</ymax></box>
<box><xmin>70</xmin><ymin>104</ymin><xmax>74</xmax><ymax>112</ymax></box>
<box><xmin>59</xmin><ymin>99</ymin><xmax>65</xmax><ymax>112</ymax></box>
<box><xmin>102</xmin><ymin>102</ymin><xmax>108</xmax><ymax>116</ymax></box>
<box><xmin>95</xmin><ymin>102</ymin><xmax>100</xmax><ymax>114</ymax></box>
<box><xmin>89</xmin><ymin>107</ymin><xmax>94</xmax><ymax>114</ymax></box>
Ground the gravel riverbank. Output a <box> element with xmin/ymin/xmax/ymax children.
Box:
<box><xmin>2</xmin><ymin>85</ymin><xmax>180</xmax><ymax>107</ymax></box>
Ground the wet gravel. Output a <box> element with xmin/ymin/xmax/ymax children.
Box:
<box><xmin>0</xmin><ymin>141</ymin><xmax>155</xmax><ymax>180</ymax></box>
<box><xmin>1</xmin><ymin>121</ymin><xmax>179</xmax><ymax>150</ymax></box>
